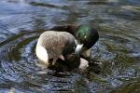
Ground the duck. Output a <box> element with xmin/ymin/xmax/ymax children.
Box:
<box><xmin>36</xmin><ymin>25</ymin><xmax>99</xmax><ymax>70</ymax></box>
<box><xmin>35</xmin><ymin>31</ymin><xmax>77</xmax><ymax>68</ymax></box>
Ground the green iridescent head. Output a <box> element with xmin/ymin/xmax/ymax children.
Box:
<box><xmin>75</xmin><ymin>25</ymin><xmax>99</xmax><ymax>49</ymax></box>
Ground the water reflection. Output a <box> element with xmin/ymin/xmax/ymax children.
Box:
<box><xmin>0</xmin><ymin>0</ymin><xmax>140</xmax><ymax>93</ymax></box>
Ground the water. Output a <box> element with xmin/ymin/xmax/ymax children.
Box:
<box><xmin>0</xmin><ymin>0</ymin><xmax>140</xmax><ymax>93</ymax></box>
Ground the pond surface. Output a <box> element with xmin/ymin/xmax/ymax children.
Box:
<box><xmin>0</xmin><ymin>0</ymin><xmax>140</xmax><ymax>93</ymax></box>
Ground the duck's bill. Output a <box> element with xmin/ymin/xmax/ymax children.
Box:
<box><xmin>75</xmin><ymin>44</ymin><xmax>83</xmax><ymax>54</ymax></box>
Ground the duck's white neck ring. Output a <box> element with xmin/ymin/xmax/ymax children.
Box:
<box><xmin>75</xmin><ymin>44</ymin><xmax>83</xmax><ymax>54</ymax></box>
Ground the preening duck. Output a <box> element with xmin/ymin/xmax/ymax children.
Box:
<box><xmin>35</xmin><ymin>25</ymin><xmax>99</xmax><ymax>71</ymax></box>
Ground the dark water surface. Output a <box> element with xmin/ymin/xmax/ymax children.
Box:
<box><xmin>0</xmin><ymin>0</ymin><xmax>140</xmax><ymax>93</ymax></box>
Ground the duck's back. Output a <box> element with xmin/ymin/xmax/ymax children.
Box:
<box><xmin>37</xmin><ymin>31</ymin><xmax>76</xmax><ymax>58</ymax></box>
